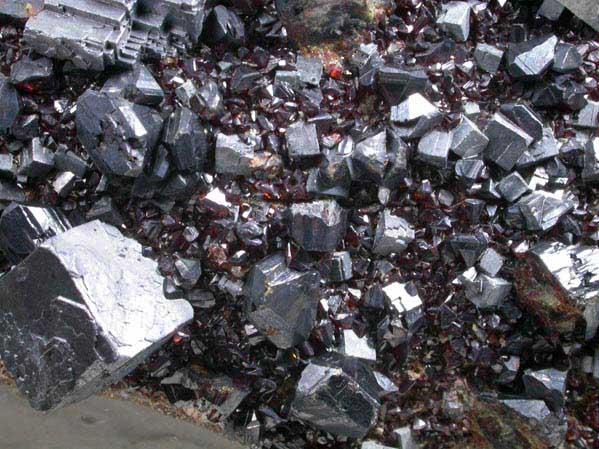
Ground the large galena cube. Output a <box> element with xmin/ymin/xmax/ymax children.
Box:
<box><xmin>0</xmin><ymin>220</ymin><xmax>193</xmax><ymax>410</ymax></box>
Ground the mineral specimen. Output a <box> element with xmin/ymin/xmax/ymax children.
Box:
<box><xmin>289</xmin><ymin>200</ymin><xmax>347</xmax><ymax>252</ymax></box>
<box><xmin>437</xmin><ymin>1</ymin><xmax>471</xmax><ymax>42</ymax></box>
<box><xmin>286</xmin><ymin>122</ymin><xmax>320</xmax><ymax>159</ymax></box>
<box><xmin>0</xmin><ymin>203</ymin><xmax>71</xmax><ymax>264</ymax></box>
<box><xmin>484</xmin><ymin>113</ymin><xmax>534</xmax><ymax>171</ymax></box>
<box><xmin>372</xmin><ymin>209</ymin><xmax>415</xmax><ymax>256</ymax></box>
<box><xmin>244</xmin><ymin>253</ymin><xmax>320</xmax><ymax>349</ymax></box>
<box><xmin>523</xmin><ymin>368</ymin><xmax>568</xmax><ymax>411</ymax></box>
<box><xmin>450</xmin><ymin>115</ymin><xmax>489</xmax><ymax>158</ymax></box>
<box><xmin>0</xmin><ymin>74</ymin><xmax>20</xmax><ymax>134</ymax></box>
<box><xmin>507</xmin><ymin>35</ymin><xmax>558</xmax><ymax>80</ymax></box>
<box><xmin>214</xmin><ymin>133</ymin><xmax>254</xmax><ymax>177</ymax></box>
<box><xmin>290</xmin><ymin>353</ymin><xmax>382</xmax><ymax>438</ymax></box>
<box><xmin>377</xmin><ymin>65</ymin><xmax>430</xmax><ymax>105</ymax></box>
<box><xmin>554</xmin><ymin>0</ymin><xmax>599</xmax><ymax>31</ymax></box>
<box><xmin>515</xmin><ymin>242</ymin><xmax>599</xmax><ymax>339</ymax></box>
<box><xmin>474</xmin><ymin>43</ymin><xmax>504</xmax><ymax>74</ymax></box>
<box><xmin>163</xmin><ymin>107</ymin><xmax>209</xmax><ymax>172</ymax></box>
<box><xmin>101</xmin><ymin>65</ymin><xmax>164</xmax><ymax>106</ymax></box>
<box><xmin>0</xmin><ymin>220</ymin><xmax>193</xmax><ymax>410</ymax></box>
<box><xmin>23</xmin><ymin>0</ymin><xmax>207</xmax><ymax>71</ymax></box>
<box><xmin>76</xmin><ymin>89</ymin><xmax>163</xmax><ymax>180</ymax></box>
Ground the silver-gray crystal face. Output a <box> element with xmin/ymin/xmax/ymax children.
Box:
<box><xmin>289</xmin><ymin>200</ymin><xmax>347</xmax><ymax>252</ymax></box>
<box><xmin>340</xmin><ymin>329</ymin><xmax>377</xmax><ymax>362</ymax></box>
<box><xmin>215</xmin><ymin>132</ymin><xmax>255</xmax><ymax>177</ymax></box>
<box><xmin>0</xmin><ymin>74</ymin><xmax>20</xmax><ymax>134</ymax></box>
<box><xmin>507</xmin><ymin>35</ymin><xmax>558</xmax><ymax>79</ymax></box>
<box><xmin>76</xmin><ymin>89</ymin><xmax>163</xmax><ymax>179</ymax></box>
<box><xmin>460</xmin><ymin>268</ymin><xmax>511</xmax><ymax>310</ymax></box>
<box><xmin>517</xmin><ymin>191</ymin><xmax>574</xmax><ymax>231</ymax></box>
<box><xmin>290</xmin><ymin>353</ymin><xmax>381</xmax><ymax>438</ymax></box>
<box><xmin>528</xmin><ymin>241</ymin><xmax>599</xmax><ymax>339</ymax></box>
<box><xmin>583</xmin><ymin>137</ymin><xmax>599</xmax><ymax>183</ymax></box>
<box><xmin>538</xmin><ymin>0</ymin><xmax>565</xmax><ymax>21</ymax></box>
<box><xmin>352</xmin><ymin>131</ymin><xmax>388</xmax><ymax>183</ymax></box>
<box><xmin>0</xmin><ymin>220</ymin><xmax>193</xmax><ymax>410</ymax></box>
<box><xmin>23</xmin><ymin>0</ymin><xmax>207</xmax><ymax>71</ymax></box>
<box><xmin>450</xmin><ymin>115</ymin><xmax>489</xmax><ymax>158</ymax></box>
<box><xmin>575</xmin><ymin>100</ymin><xmax>599</xmax><ymax>129</ymax></box>
<box><xmin>101</xmin><ymin>65</ymin><xmax>164</xmax><ymax>106</ymax></box>
<box><xmin>555</xmin><ymin>0</ymin><xmax>599</xmax><ymax>31</ymax></box>
<box><xmin>373</xmin><ymin>210</ymin><xmax>415</xmax><ymax>256</ymax></box>
<box><xmin>474</xmin><ymin>43</ymin><xmax>504</xmax><ymax>74</ymax></box>
<box><xmin>523</xmin><ymin>368</ymin><xmax>567</xmax><ymax>411</ymax></box>
<box><xmin>244</xmin><ymin>254</ymin><xmax>320</xmax><ymax>349</ymax></box>
<box><xmin>390</xmin><ymin>93</ymin><xmax>443</xmax><ymax>140</ymax></box>
<box><xmin>484</xmin><ymin>112</ymin><xmax>533</xmax><ymax>170</ymax></box>
<box><xmin>286</xmin><ymin>122</ymin><xmax>320</xmax><ymax>159</ymax></box>
<box><xmin>0</xmin><ymin>202</ymin><xmax>71</xmax><ymax>264</ymax></box>
<box><xmin>501</xmin><ymin>399</ymin><xmax>551</xmax><ymax>420</ymax></box>
<box><xmin>417</xmin><ymin>130</ymin><xmax>452</xmax><ymax>168</ymax></box>
<box><xmin>477</xmin><ymin>248</ymin><xmax>504</xmax><ymax>277</ymax></box>
<box><xmin>497</xmin><ymin>172</ymin><xmax>530</xmax><ymax>202</ymax></box>
<box><xmin>437</xmin><ymin>1</ymin><xmax>471</xmax><ymax>42</ymax></box>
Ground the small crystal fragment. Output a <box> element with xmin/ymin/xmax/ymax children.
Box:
<box><xmin>0</xmin><ymin>74</ymin><xmax>20</xmax><ymax>134</ymax></box>
<box><xmin>552</xmin><ymin>43</ymin><xmax>583</xmax><ymax>73</ymax></box>
<box><xmin>18</xmin><ymin>137</ymin><xmax>54</xmax><ymax>178</ymax></box>
<box><xmin>163</xmin><ymin>107</ymin><xmax>209</xmax><ymax>172</ymax></box>
<box><xmin>497</xmin><ymin>172</ymin><xmax>530</xmax><ymax>202</ymax></box>
<box><xmin>286</xmin><ymin>122</ymin><xmax>320</xmax><ymax>159</ymax></box>
<box><xmin>378</xmin><ymin>66</ymin><xmax>430</xmax><ymax>105</ymax></box>
<box><xmin>203</xmin><ymin>5</ymin><xmax>246</xmax><ymax>47</ymax></box>
<box><xmin>437</xmin><ymin>1</ymin><xmax>471</xmax><ymax>42</ymax></box>
<box><xmin>372</xmin><ymin>210</ymin><xmax>415</xmax><ymax>256</ymax></box>
<box><xmin>341</xmin><ymin>329</ymin><xmax>376</xmax><ymax>362</ymax></box>
<box><xmin>478</xmin><ymin>248</ymin><xmax>504</xmax><ymax>277</ymax></box>
<box><xmin>484</xmin><ymin>113</ymin><xmax>533</xmax><ymax>171</ymax></box>
<box><xmin>474</xmin><ymin>43</ymin><xmax>504</xmax><ymax>74</ymax></box>
<box><xmin>450</xmin><ymin>115</ymin><xmax>489</xmax><ymax>158</ymax></box>
<box><xmin>390</xmin><ymin>93</ymin><xmax>443</xmax><ymax>140</ymax></box>
<box><xmin>417</xmin><ymin>130</ymin><xmax>452</xmax><ymax>168</ymax></box>
<box><xmin>101</xmin><ymin>65</ymin><xmax>164</xmax><ymax>106</ymax></box>
<box><xmin>289</xmin><ymin>200</ymin><xmax>347</xmax><ymax>252</ymax></box>
<box><xmin>517</xmin><ymin>191</ymin><xmax>574</xmax><ymax>231</ymax></box>
<box><xmin>538</xmin><ymin>0</ymin><xmax>565</xmax><ymax>21</ymax></box>
<box><xmin>500</xmin><ymin>103</ymin><xmax>544</xmax><ymax>142</ymax></box>
<box><xmin>215</xmin><ymin>133</ymin><xmax>254</xmax><ymax>177</ymax></box>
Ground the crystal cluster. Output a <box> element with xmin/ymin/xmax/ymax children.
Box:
<box><xmin>0</xmin><ymin>0</ymin><xmax>598</xmax><ymax>448</ymax></box>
